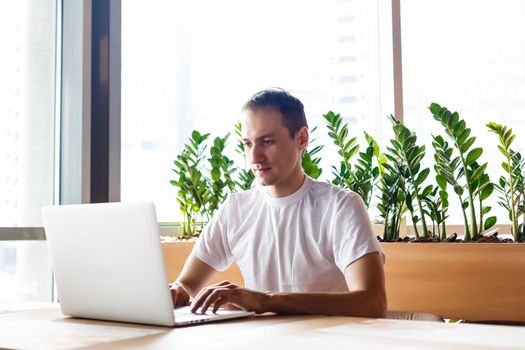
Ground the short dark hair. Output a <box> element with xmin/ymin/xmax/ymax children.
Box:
<box><xmin>242</xmin><ymin>88</ymin><xmax>308</xmax><ymax>138</ymax></box>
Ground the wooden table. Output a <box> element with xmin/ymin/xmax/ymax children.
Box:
<box><xmin>1</xmin><ymin>305</ymin><xmax>524</xmax><ymax>349</ymax></box>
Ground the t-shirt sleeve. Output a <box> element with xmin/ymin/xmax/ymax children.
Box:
<box><xmin>332</xmin><ymin>192</ymin><xmax>385</xmax><ymax>272</ymax></box>
<box><xmin>192</xmin><ymin>197</ymin><xmax>234</xmax><ymax>272</ymax></box>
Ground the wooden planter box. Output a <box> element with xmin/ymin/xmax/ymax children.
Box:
<box><xmin>161</xmin><ymin>241</ymin><xmax>244</xmax><ymax>286</ymax></box>
<box><xmin>161</xmin><ymin>241</ymin><xmax>525</xmax><ymax>321</ymax></box>
<box><xmin>382</xmin><ymin>243</ymin><xmax>525</xmax><ymax>321</ymax></box>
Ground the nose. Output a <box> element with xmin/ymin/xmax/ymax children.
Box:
<box><xmin>249</xmin><ymin>143</ymin><xmax>265</xmax><ymax>164</ymax></box>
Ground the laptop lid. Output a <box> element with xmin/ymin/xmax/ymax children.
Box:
<box><xmin>42</xmin><ymin>202</ymin><xmax>176</xmax><ymax>326</ymax></box>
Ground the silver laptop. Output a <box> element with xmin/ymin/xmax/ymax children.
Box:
<box><xmin>41</xmin><ymin>201</ymin><xmax>254</xmax><ymax>327</ymax></box>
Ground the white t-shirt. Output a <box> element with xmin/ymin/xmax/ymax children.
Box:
<box><xmin>193</xmin><ymin>176</ymin><xmax>384</xmax><ymax>293</ymax></box>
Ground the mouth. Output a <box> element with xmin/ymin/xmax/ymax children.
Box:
<box><xmin>253</xmin><ymin>166</ymin><xmax>272</xmax><ymax>175</ymax></box>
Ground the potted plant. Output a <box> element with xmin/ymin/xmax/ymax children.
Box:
<box><xmin>163</xmin><ymin>105</ymin><xmax>525</xmax><ymax>322</ymax></box>
<box><xmin>379</xmin><ymin>104</ymin><xmax>525</xmax><ymax>322</ymax></box>
<box><xmin>324</xmin><ymin>111</ymin><xmax>378</xmax><ymax>208</ymax></box>
<box><xmin>165</xmin><ymin>128</ymin><xmax>237</xmax><ymax>284</ymax></box>
<box><xmin>487</xmin><ymin>122</ymin><xmax>525</xmax><ymax>241</ymax></box>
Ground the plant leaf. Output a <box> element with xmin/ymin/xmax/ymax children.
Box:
<box><xmin>470</xmin><ymin>162</ymin><xmax>487</xmax><ymax>183</ymax></box>
<box><xmin>436</xmin><ymin>174</ymin><xmax>447</xmax><ymax>190</ymax></box>
<box><xmin>415</xmin><ymin>168</ymin><xmax>430</xmax><ymax>185</ymax></box>
<box><xmin>465</xmin><ymin>148</ymin><xmax>483</xmax><ymax>166</ymax></box>
<box><xmin>421</xmin><ymin>184</ymin><xmax>433</xmax><ymax>198</ymax></box>
<box><xmin>479</xmin><ymin>182</ymin><xmax>494</xmax><ymax>201</ymax></box>
<box><xmin>484</xmin><ymin>216</ymin><xmax>497</xmax><ymax>230</ymax></box>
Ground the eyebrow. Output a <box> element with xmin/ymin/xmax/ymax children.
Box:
<box><xmin>242</xmin><ymin>133</ymin><xmax>275</xmax><ymax>142</ymax></box>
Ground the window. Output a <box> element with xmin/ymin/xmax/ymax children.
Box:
<box><xmin>0</xmin><ymin>0</ymin><xmax>57</xmax><ymax>301</ymax></box>
<box><xmin>401</xmin><ymin>0</ymin><xmax>525</xmax><ymax>224</ymax></box>
<box><xmin>121</xmin><ymin>0</ymin><xmax>393</xmax><ymax>221</ymax></box>
<box><xmin>0</xmin><ymin>0</ymin><xmax>57</xmax><ymax>227</ymax></box>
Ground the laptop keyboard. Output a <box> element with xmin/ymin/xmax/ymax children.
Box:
<box><xmin>174</xmin><ymin>307</ymin><xmax>215</xmax><ymax>322</ymax></box>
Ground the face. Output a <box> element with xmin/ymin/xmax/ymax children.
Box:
<box><xmin>242</xmin><ymin>107</ymin><xmax>308</xmax><ymax>197</ymax></box>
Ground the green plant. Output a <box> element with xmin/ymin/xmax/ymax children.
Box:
<box><xmin>354</xmin><ymin>135</ymin><xmax>379</xmax><ymax>207</ymax></box>
<box><xmin>378</xmin><ymin>168</ymin><xmax>405</xmax><ymax>241</ymax></box>
<box><xmin>170</xmin><ymin>130</ymin><xmax>210</xmax><ymax>237</ymax></box>
<box><xmin>369</xmin><ymin>132</ymin><xmax>405</xmax><ymax>241</ymax></box>
<box><xmin>324</xmin><ymin>111</ymin><xmax>358</xmax><ymax>186</ymax></box>
<box><xmin>386</xmin><ymin>115</ymin><xmax>431</xmax><ymax>238</ymax></box>
<box><xmin>302</xmin><ymin>126</ymin><xmax>324</xmax><ymax>179</ymax></box>
<box><xmin>429</xmin><ymin>103</ymin><xmax>496</xmax><ymax>240</ymax></box>
<box><xmin>364</xmin><ymin>132</ymin><xmax>386</xmax><ymax>177</ymax></box>
<box><xmin>487</xmin><ymin>122</ymin><xmax>525</xmax><ymax>241</ymax></box>
<box><xmin>363</xmin><ymin>131</ymin><xmax>384</xmax><ymax>208</ymax></box>
<box><xmin>422</xmin><ymin>186</ymin><xmax>449</xmax><ymax>240</ymax></box>
<box><xmin>514</xmin><ymin>152</ymin><xmax>525</xmax><ymax>238</ymax></box>
<box><xmin>233</xmin><ymin>121</ymin><xmax>255</xmax><ymax>191</ymax></box>
<box><xmin>430</xmin><ymin>135</ymin><xmax>456</xmax><ymax>240</ymax></box>
<box><xmin>171</xmin><ymin>104</ymin><xmax>522</xmax><ymax>243</ymax></box>
<box><xmin>324</xmin><ymin>111</ymin><xmax>377</xmax><ymax>207</ymax></box>
<box><xmin>207</xmin><ymin>133</ymin><xmax>237</xmax><ymax>216</ymax></box>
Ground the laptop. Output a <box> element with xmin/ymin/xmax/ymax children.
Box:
<box><xmin>41</xmin><ymin>201</ymin><xmax>254</xmax><ymax>327</ymax></box>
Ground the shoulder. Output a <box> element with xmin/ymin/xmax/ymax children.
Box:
<box><xmin>227</xmin><ymin>186</ymin><xmax>261</xmax><ymax>201</ymax></box>
<box><xmin>308</xmin><ymin>179</ymin><xmax>362</xmax><ymax>206</ymax></box>
<box><xmin>223</xmin><ymin>187</ymin><xmax>263</xmax><ymax>210</ymax></box>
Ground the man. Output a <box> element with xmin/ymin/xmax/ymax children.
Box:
<box><xmin>170</xmin><ymin>88</ymin><xmax>386</xmax><ymax>317</ymax></box>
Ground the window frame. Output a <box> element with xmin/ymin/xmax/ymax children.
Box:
<box><xmin>3</xmin><ymin>0</ymin><xmax>121</xmax><ymax>239</ymax></box>
<box><xmin>6</xmin><ymin>0</ymin><xmax>511</xmax><ymax>238</ymax></box>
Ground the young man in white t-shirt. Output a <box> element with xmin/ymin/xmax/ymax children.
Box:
<box><xmin>170</xmin><ymin>89</ymin><xmax>386</xmax><ymax>318</ymax></box>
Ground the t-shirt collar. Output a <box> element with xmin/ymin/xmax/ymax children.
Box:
<box><xmin>260</xmin><ymin>175</ymin><xmax>313</xmax><ymax>207</ymax></box>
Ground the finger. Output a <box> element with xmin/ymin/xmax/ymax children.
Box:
<box><xmin>191</xmin><ymin>287</ymin><xmax>215</xmax><ymax>313</ymax></box>
<box><xmin>200</xmin><ymin>289</ymin><xmax>228</xmax><ymax>314</ymax></box>
<box><xmin>212</xmin><ymin>296</ymin><xmax>229</xmax><ymax>314</ymax></box>
<box><xmin>222</xmin><ymin>303</ymin><xmax>243</xmax><ymax>310</ymax></box>
<box><xmin>190</xmin><ymin>282</ymin><xmax>236</xmax><ymax>313</ymax></box>
<box><xmin>175</xmin><ymin>291</ymin><xmax>190</xmax><ymax>307</ymax></box>
<box><xmin>172</xmin><ymin>290</ymin><xmax>186</xmax><ymax>307</ymax></box>
<box><xmin>210</xmin><ymin>280</ymin><xmax>232</xmax><ymax>288</ymax></box>
<box><xmin>170</xmin><ymin>289</ymin><xmax>178</xmax><ymax>308</ymax></box>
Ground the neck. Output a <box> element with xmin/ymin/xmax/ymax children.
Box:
<box><xmin>265</xmin><ymin>169</ymin><xmax>306</xmax><ymax>198</ymax></box>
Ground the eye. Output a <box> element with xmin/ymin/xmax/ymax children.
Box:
<box><xmin>243</xmin><ymin>141</ymin><xmax>252</xmax><ymax>148</ymax></box>
<box><xmin>262</xmin><ymin>139</ymin><xmax>274</xmax><ymax>146</ymax></box>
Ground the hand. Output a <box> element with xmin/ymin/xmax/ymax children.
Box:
<box><xmin>190</xmin><ymin>281</ymin><xmax>269</xmax><ymax>314</ymax></box>
<box><xmin>170</xmin><ymin>282</ymin><xmax>191</xmax><ymax>308</ymax></box>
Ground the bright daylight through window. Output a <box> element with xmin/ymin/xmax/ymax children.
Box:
<box><xmin>0</xmin><ymin>0</ymin><xmax>57</xmax><ymax>301</ymax></box>
<box><xmin>121</xmin><ymin>0</ymin><xmax>393</xmax><ymax>222</ymax></box>
<box><xmin>401</xmin><ymin>0</ymin><xmax>525</xmax><ymax>225</ymax></box>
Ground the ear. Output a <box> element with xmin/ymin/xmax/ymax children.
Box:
<box><xmin>297</xmin><ymin>127</ymin><xmax>309</xmax><ymax>151</ymax></box>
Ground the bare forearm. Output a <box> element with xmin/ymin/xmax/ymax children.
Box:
<box><xmin>175</xmin><ymin>276</ymin><xmax>210</xmax><ymax>298</ymax></box>
<box><xmin>181</xmin><ymin>253</ymin><xmax>387</xmax><ymax>317</ymax></box>
<box><xmin>265</xmin><ymin>290</ymin><xmax>387</xmax><ymax>318</ymax></box>
<box><xmin>174</xmin><ymin>255</ymin><xmax>216</xmax><ymax>297</ymax></box>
